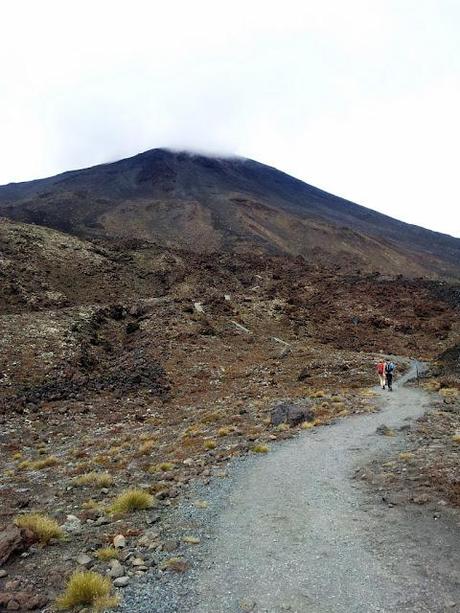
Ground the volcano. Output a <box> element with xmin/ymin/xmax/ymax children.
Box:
<box><xmin>0</xmin><ymin>148</ymin><xmax>459</xmax><ymax>278</ymax></box>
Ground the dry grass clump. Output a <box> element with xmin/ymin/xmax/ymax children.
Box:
<box><xmin>148</xmin><ymin>462</ymin><xmax>175</xmax><ymax>473</ymax></box>
<box><xmin>95</xmin><ymin>547</ymin><xmax>119</xmax><ymax>561</ymax></box>
<box><xmin>74</xmin><ymin>472</ymin><xmax>113</xmax><ymax>488</ymax></box>
<box><xmin>182</xmin><ymin>536</ymin><xmax>200</xmax><ymax>544</ymax></box>
<box><xmin>330</xmin><ymin>395</ymin><xmax>342</xmax><ymax>403</ymax></box>
<box><xmin>19</xmin><ymin>455</ymin><xmax>59</xmax><ymax>470</ymax></box>
<box><xmin>183</xmin><ymin>425</ymin><xmax>204</xmax><ymax>437</ymax></box>
<box><xmin>440</xmin><ymin>388</ymin><xmax>459</xmax><ymax>399</ymax></box>
<box><xmin>55</xmin><ymin>571</ymin><xmax>119</xmax><ymax>611</ymax></box>
<box><xmin>300</xmin><ymin>421</ymin><xmax>315</xmax><ymax>430</ymax></box>
<box><xmin>138</xmin><ymin>439</ymin><xmax>155</xmax><ymax>455</ymax></box>
<box><xmin>110</xmin><ymin>488</ymin><xmax>155</xmax><ymax>514</ymax></box>
<box><xmin>160</xmin><ymin>557</ymin><xmax>189</xmax><ymax>572</ymax></box>
<box><xmin>252</xmin><ymin>443</ymin><xmax>269</xmax><ymax>453</ymax></box>
<box><xmin>203</xmin><ymin>439</ymin><xmax>217</xmax><ymax>450</ymax></box>
<box><xmin>276</xmin><ymin>423</ymin><xmax>290</xmax><ymax>432</ymax></box>
<box><xmin>94</xmin><ymin>454</ymin><xmax>111</xmax><ymax>466</ymax></box>
<box><xmin>217</xmin><ymin>426</ymin><xmax>232</xmax><ymax>437</ymax></box>
<box><xmin>399</xmin><ymin>452</ymin><xmax>415</xmax><ymax>461</ymax></box>
<box><xmin>82</xmin><ymin>499</ymin><xmax>104</xmax><ymax>512</ymax></box>
<box><xmin>12</xmin><ymin>451</ymin><xmax>22</xmax><ymax>460</ymax></box>
<box><xmin>15</xmin><ymin>513</ymin><xmax>64</xmax><ymax>544</ymax></box>
<box><xmin>201</xmin><ymin>411</ymin><xmax>222</xmax><ymax>424</ymax></box>
<box><xmin>422</xmin><ymin>380</ymin><xmax>441</xmax><ymax>392</ymax></box>
<box><xmin>452</xmin><ymin>433</ymin><xmax>460</xmax><ymax>444</ymax></box>
<box><xmin>311</xmin><ymin>390</ymin><xmax>326</xmax><ymax>398</ymax></box>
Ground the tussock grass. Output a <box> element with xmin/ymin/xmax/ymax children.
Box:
<box><xmin>252</xmin><ymin>443</ymin><xmax>269</xmax><ymax>453</ymax></box>
<box><xmin>217</xmin><ymin>426</ymin><xmax>232</xmax><ymax>437</ymax></box>
<box><xmin>110</xmin><ymin>488</ymin><xmax>155</xmax><ymax>514</ymax></box>
<box><xmin>440</xmin><ymin>388</ymin><xmax>459</xmax><ymax>398</ymax></box>
<box><xmin>311</xmin><ymin>390</ymin><xmax>326</xmax><ymax>398</ymax></box>
<box><xmin>203</xmin><ymin>439</ymin><xmax>217</xmax><ymax>450</ymax></box>
<box><xmin>74</xmin><ymin>472</ymin><xmax>113</xmax><ymax>488</ymax></box>
<box><xmin>148</xmin><ymin>462</ymin><xmax>175</xmax><ymax>473</ymax></box>
<box><xmin>182</xmin><ymin>536</ymin><xmax>200</xmax><ymax>544</ymax></box>
<box><xmin>160</xmin><ymin>557</ymin><xmax>188</xmax><ymax>572</ymax></box>
<box><xmin>12</xmin><ymin>452</ymin><xmax>22</xmax><ymax>460</ymax></box>
<box><xmin>19</xmin><ymin>456</ymin><xmax>59</xmax><ymax>470</ymax></box>
<box><xmin>55</xmin><ymin>571</ymin><xmax>119</xmax><ymax>611</ymax></box>
<box><xmin>330</xmin><ymin>395</ymin><xmax>342</xmax><ymax>403</ymax></box>
<box><xmin>201</xmin><ymin>411</ymin><xmax>221</xmax><ymax>424</ymax></box>
<box><xmin>452</xmin><ymin>433</ymin><xmax>460</xmax><ymax>444</ymax></box>
<box><xmin>95</xmin><ymin>547</ymin><xmax>119</xmax><ymax>561</ymax></box>
<box><xmin>422</xmin><ymin>380</ymin><xmax>441</xmax><ymax>392</ymax></box>
<box><xmin>15</xmin><ymin>513</ymin><xmax>64</xmax><ymax>544</ymax></box>
<box><xmin>276</xmin><ymin>423</ymin><xmax>290</xmax><ymax>432</ymax></box>
<box><xmin>300</xmin><ymin>421</ymin><xmax>315</xmax><ymax>430</ymax></box>
<box><xmin>138</xmin><ymin>440</ymin><xmax>155</xmax><ymax>455</ymax></box>
<box><xmin>399</xmin><ymin>452</ymin><xmax>415</xmax><ymax>461</ymax></box>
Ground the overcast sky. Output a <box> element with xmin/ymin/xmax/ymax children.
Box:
<box><xmin>1</xmin><ymin>0</ymin><xmax>459</xmax><ymax>236</ymax></box>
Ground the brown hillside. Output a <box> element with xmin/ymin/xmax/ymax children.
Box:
<box><xmin>0</xmin><ymin>149</ymin><xmax>459</xmax><ymax>279</ymax></box>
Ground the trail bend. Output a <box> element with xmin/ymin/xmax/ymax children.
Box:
<box><xmin>121</xmin><ymin>363</ymin><xmax>460</xmax><ymax>612</ymax></box>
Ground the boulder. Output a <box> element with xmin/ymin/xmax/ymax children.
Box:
<box><xmin>0</xmin><ymin>591</ymin><xmax>48</xmax><ymax>610</ymax></box>
<box><xmin>270</xmin><ymin>403</ymin><xmax>315</xmax><ymax>427</ymax></box>
<box><xmin>297</xmin><ymin>368</ymin><xmax>310</xmax><ymax>381</ymax></box>
<box><xmin>107</xmin><ymin>560</ymin><xmax>125</xmax><ymax>578</ymax></box>
<box><xmin>0</xmin><ymin>525</ymin><xmax>22</xmax><ymax>567</ymax></box>
<box><xmin>113</xmin><ymin>534</ymin><xmax>126</xmax><ymax>548</ymax></box>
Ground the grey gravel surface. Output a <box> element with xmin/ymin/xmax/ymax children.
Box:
<box><xmin>119</xmin><ymin>364</ymin><xmax>460</xmax><ymax>612</ymax></box>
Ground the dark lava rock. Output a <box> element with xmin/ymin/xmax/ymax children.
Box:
<box><xmin>271</xmin><ymin>403</ymin><xmax>314</xmax><ymax>427</ymax></box>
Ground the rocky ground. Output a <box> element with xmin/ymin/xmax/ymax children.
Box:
<box><xmin>361</xmin><ymin>348</ymin><xmax>460</xmax><ymax>509</ymax></box>
<box><xmin>0</xmin><ymin>218</ymin><xmax>459</xmax><ymax>610</ymax></box>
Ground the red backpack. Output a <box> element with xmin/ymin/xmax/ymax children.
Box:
<box><xmin>377</xmin><ymin>362</ymin><xmax>385</xmax><ymax>375</ymax></box>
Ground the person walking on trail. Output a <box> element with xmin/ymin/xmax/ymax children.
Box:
<box><xmin>376</xmin><ymin>359</ymin><xmax>386</xmax><ymax>389</ymax></box>
<box><xmin>385</xmin><ymin>360</ymin><xmax>396</xmax><ymax>391</ymax></box>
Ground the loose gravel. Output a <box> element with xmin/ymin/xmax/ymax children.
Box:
<box><xmin>119</xmin><ymin>364</ymin><xmax>460</xmax><ymax>612</ymax></box>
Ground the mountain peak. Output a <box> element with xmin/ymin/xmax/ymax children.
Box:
<box><xmin>0</xmin><ymin>150</ymin><xmax>459</xmax><ymax>279</ymax></box>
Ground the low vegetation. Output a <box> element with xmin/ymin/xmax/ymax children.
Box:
<box><xmin>74</xmin><ymin>471</ymin><xmax>113</xmax><ymax>488</ymax></box>
<box><xmin>55</xmin><ymin>571</ymin><xmax>119</xmax><ymax>611</ymax></box>
<box><xmin>95</xmin><ymin>547</ymin><xmax>119</xmax><ymax>561</ymax></box>
<box><xmin>110</xmin><ymin>488</ymin><xmax>155</xmax><ymax>514</ymax></box>
<box><xmin>18</xmin><ymin>456</ymin><xmax>59</xmax><ymax>470</ymax></box>
<box><xmin>252</xmin><ymin>443</ymin><xmax>269</xmax><ymax>453</ymax></box>
<box><xmin>15</xmin><ymin>513</ymin><xmax>64</xmax><ymax>544</ymax></box>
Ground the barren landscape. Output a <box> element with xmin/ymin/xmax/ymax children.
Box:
<box><xmin>0</xmin><ymin>152</ymin><xmax>459</xmax><ymax>612</ymax></box>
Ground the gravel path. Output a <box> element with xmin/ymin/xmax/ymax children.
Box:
<box><xmin>120</xmin><ymin>363</ymin><xmax>460</xmax><ymax>612</ymax></box>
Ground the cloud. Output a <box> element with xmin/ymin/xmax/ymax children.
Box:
<box><xmin>0</xmin><ymin>0</ymin><xmax>459</xmax><ymax>235</ymax></box>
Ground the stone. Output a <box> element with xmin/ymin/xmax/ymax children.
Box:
<box><xmin>0</xmin><ymin>525</ymin><xmax>23</xmax><ymax>566</ymax></box>
<box><xmin>375</xmin><ymin>424</ymin><xmax>396</xmax><ymax>436</ymax></box>
<box><xmin>76</xmin><ymin>553</ymin><xmax>92</xmax><ymax>567</ymax></box>
<box><xmin>297</xmin><ymin>368</ymin><xmax>310</xmax><ymax>381</ymax></box>
<box><xmin>113</xmin><ymin>576</ymin><xmax>130</xmax><ymax>587</ymax></box>
<box><xmin>0</xmin><ymin>570</ymin><xmax>8</xmax><ymax>578</ymax></box>
<box><xmin>113</xmin><ymin>534</ymin><xmax>126</xmax><ymax>548</ymax></box>
<box><xmin>62</xmin><ymin>515</ymin><xmax>82</xmax><ymax>534</ymax></box>
<box><xmin>107</xmin><ymin>560</ymin><xmax>125</xmax><ymax>578</ymax></box>
<box><xmin>130</xmin><ymin>557</ymin><xmax>145</xmax><ymax>567</ymax></box>
<box><xmin>0</xmin><ymin>591</ymin><xmax>48</xmax><ymax>610</ymax></box>
<box><xmin>162</xmin><ymin>539</ymin><xmax>179</xmax><ymax>553</ymax></box>
<box><xmin>270</xmin><ymin>403</ymin><xmax>314</xmax><ymax>427</ymax></box>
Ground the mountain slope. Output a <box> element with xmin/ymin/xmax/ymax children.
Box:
<box><xmin>0</xmin><ymin>148</ymin><xmax>459</xmax><ymax>278</ymax></box>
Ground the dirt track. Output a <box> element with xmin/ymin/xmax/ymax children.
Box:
<box><xmin>120</xmin><ymin>364</ymin><xmax>460</xmax><ymax>612</ymax></box>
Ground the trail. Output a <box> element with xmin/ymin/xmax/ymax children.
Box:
<box><xmin>121</xmin><ymin>364</ymin><xmax>460</xmax><ymax>612</ymax></box>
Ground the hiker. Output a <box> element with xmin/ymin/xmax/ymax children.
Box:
<box><xmin>376</xmin><ymin>359</ymin><xmax>386</xmax><ymax>389</ymax></box>
<box><xmin>385</xmin><ymin>359</ymin><xmax>396</xmax><ymax>391</ymax></box>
